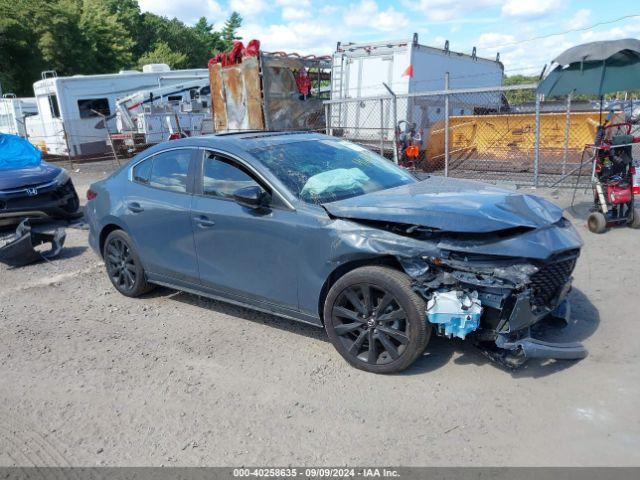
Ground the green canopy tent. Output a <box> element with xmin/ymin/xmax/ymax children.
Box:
<box><xmin>537</xmin><ymin>38</ymin><xmax>640</xmax><ymax>97</ymax></box>
<box><xmin>538</xmin><ymin>39</ymin><xmax>640</xmax><ymax>204</ymax></box>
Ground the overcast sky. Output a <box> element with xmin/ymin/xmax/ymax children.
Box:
<box><xmin>138</xmin><ymin>0</ymin><xmax>639</xmax><ymax>75</ymax></box>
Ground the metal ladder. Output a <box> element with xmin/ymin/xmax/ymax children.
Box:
<box><xmin>330</xmin><ymin>55</ymin><xmax>346</xmax><ymax>128</ymax></box>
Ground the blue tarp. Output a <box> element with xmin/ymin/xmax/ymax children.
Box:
<box><xmin>0</xmin><ymin>134</ymin><xmax>42</xmax><ymax>171</ymax></box>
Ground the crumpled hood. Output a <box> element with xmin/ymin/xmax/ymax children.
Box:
<box><xmin>323</xmin><ymin>176</ymin><xmax>564</xmax><ymax>233</ymax></box>
<box><xmin>0</xmin><ymin>161</ymin><xmax>62</xmax><ymax>191</ymax></box>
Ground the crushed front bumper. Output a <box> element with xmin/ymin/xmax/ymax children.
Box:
<box><xmin>414</xmin><ymin>254</ymin><xmax>587</xmax><ymax>366</ymax></box>
<box><xmin>495</xmin><ymin>298</ymin><xmax>587</xmax><ymax>362</ymax></box>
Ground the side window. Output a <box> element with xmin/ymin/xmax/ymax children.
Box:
<box><xmin>132</xmin><ymin>158</ymin><xmax>152</xmax><ymax>184</ymax></box>
<box><xmin>48</xmin><ymin>95</ymin><xmax>60</xmax><ymax>118</ymax></box>
<box><xmin>202</xmin><ymin>154</ymin><xmax>259</xmax><ymax>199</ymax></box>
<box><xmin>148</xmin><ymin>150</ymin><xmax>192</xmax><ymax>193</ymax></box>
<box><xmin>78</xmin><ymin>98</ymin><xmax>110</xmax><ymax>118</ymax></box>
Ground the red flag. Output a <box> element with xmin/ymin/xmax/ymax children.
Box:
<box><xmin>402</xmin><ymin>65</ymin><xmax>413</xmax><ymax>77</ymax></box>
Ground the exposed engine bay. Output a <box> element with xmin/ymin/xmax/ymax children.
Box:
<box><xmin>399</xmin><ymin>247</ymin><xmax>585</xmax><ymax>367</ymax></box>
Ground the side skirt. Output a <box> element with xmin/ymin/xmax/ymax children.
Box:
<box><xmin>147</xmin><ymin>274</ymin><xmax>323</xmax><ymax>328</ymax></box>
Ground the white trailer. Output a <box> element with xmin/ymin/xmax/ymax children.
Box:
<box><xmin>25</xmin><ymin>65</ymin><xmax>209</xmax><ymax>156</ymax></box>
<box><xmin>0</xmin><ymin>95</ymin><xmax>38</xmax><ymax>137</ymax></box>
<box><xmin>330</xmin><ymin>34</ymin><xmax>504</xmax><ymax>145</ymax></box>
<box><xmin>114</xmin><ymin>80</ymin><xmax>212</xmax><ymax>145</ymax></box>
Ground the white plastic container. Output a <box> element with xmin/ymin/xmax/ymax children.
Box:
<box><xmin>426</xmin><ymin>291</ymin><xmax>482</xmax><ymax>339</ymax></box>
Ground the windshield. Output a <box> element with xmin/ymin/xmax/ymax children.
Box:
<box><xmin>250</xmin><ymin>138</ymin><xmax>416</xmax><ymax>204</ymax></box>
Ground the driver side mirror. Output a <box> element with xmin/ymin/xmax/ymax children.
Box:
<box><xmin>232</xmin><ymin>185</ymin><xmax>271</xmax><ymax>209</ymax></box>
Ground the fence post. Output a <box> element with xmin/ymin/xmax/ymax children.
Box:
<box><xmin>383</xmin><ymin>83</ymin><xmax>398</xmax><ymax>164</ymax></box>
<box><xmin>379</xmin><ymin>98</ymin><xmax>384</xmax><ymax>156</ymax></box>
<box><xmin>444</xmin><ymin>72</ymin><xmax>450</xmax><ymax>177</ymax></box>
<box><xmin>324</xmin><ymin>103</ymin><xmax>330</xmax><ymax>135</ymax></box>
<box><xmin>534</xmin><ymin>93</ymin><xmax>541</xmax><ymax>187</ymax></box>
<box><xmin>562</xmin><ymin>92</ymin><xmax>572</xmax><ymax>176</ymax></box>
<box><xmin>61</xmin><ymin>123</ymin><xmax>74</xmax><ymax>171</ymax></box>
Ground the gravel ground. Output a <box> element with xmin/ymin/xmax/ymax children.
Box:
<box><xmin>0</xmin><ymin>160</ymin><xmax>638</xmax><ymax>467</ymax></box>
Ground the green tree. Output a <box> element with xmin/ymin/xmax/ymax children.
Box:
<box><xmin>503</xmin><ymin>74</ymin><xmax>538</xmax><ymax>105</ymax></box>
<box><xmin>137</xmin><ymin>41</ymin><xmax>188</xmax><ymax>69</ymax></box>
<box><xmin>102</xmin><ymin>0</ymin><xmax>143</xmax><ymax>57</ymax></box>
<box><xmin>220</xmin><ymin>11</ymin><xmax>242</xmax><ymax>51</ymax></box>
<box><xmin>0</xmin><ymin>0</ymin><xmax>41</xmax><ymax>95</ymax></box>
<box><xmin>80</xmin><ymin>0</ymin><xmax>135</xmax><ymax>73</ymax></box>
<box><xmin>0</xmin><ymin>0</ymin><xmax>239</xmax><ymax>95</ymax></box>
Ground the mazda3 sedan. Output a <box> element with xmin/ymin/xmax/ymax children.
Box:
<box><xmin>86</xmin><ymin>132</ymin><xmax>585</xmax><ymax>373</ymax></box>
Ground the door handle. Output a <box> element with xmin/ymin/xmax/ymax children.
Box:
<box><xmin>194</xmin><ymin>215</ymin><xmax>215</xmax><ymax>227</ymax></box>
<box><xmin>127</xmin><ymin>202</ymin><xmax>144</xmax><ymax>213</ymax></box>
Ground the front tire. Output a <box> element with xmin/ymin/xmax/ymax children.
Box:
<box><xmin>324</xmin><ymin>266</ymin><xmax>431</xmax><ymax>374</ymax></box>
<box><xmin>103</xmin><ymin>230</ymin><xmax>154</xmax><ymax>297</ymax></box>
<box><xmin>587</xmin><ymin>211</ymin><xmax>607</xmax><ymax>234</ymax></box>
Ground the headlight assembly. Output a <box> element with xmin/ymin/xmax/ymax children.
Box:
<box><xmin>53</xmin><ymin>169</ymin><xmax>70</xmax><ymax>185</ymax></box>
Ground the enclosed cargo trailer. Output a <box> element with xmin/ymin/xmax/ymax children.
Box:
<box><xmin>330</xmin><ymin>34</ymin><xmax>504</xmax><ymax>146</ymax></box>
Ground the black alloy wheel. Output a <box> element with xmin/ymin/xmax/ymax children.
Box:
<box><xmin>324</xmin><ymin>266</ymin><xmax>430</xmax><ymax>373</ymax></box>
<box><xmin>103</xmin><ymin>230</ymin><xmax>153</xmax><ymax>297</ymax></box>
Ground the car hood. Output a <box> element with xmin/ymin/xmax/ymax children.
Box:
<box><xmin>322</xmin><ymin>176</ymin><xmax>564</xmax><ymax>233</ymax></box>
<box><xmin>0</xmin><ymin>161</ymin><xmax>61</xmax><ymax>191</ymax></box>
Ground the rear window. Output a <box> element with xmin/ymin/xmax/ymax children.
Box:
<box><xmin>148</xmin><ymin>150</ymin><xmax>191</xmax><ymax>193</ymax></box>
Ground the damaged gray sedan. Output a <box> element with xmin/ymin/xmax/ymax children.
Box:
<box><xmin>86</xmin><ymin>132</ymin><xmax>585</xmax><ymax>373</ymax></box>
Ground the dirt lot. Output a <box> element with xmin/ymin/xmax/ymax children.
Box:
<box><xmin>1</xmin><ymin>160</ymin><xmax>638</xmax><ymax>467</ymax></box>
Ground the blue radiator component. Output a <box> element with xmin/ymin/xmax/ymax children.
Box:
<box><xmin>426</xmin><ymin>291</ymin><xmax>482</xmax><ymax>339</ymax></box>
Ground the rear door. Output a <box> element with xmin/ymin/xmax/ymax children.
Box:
<box><xmin>190</xmin><ymin>150</ymin><xmax>299</xmax><ymax>309</ymax></box>
<box><xmin>125</xmin><ymin>147</ymin><xmax>199</xmax><ymax>283</ymax></box>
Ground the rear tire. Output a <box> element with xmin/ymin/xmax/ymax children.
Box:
<box><xmin>324</xmin><ymin>266</ymin><xmax>431</xmax><ymax>374</ymax></box>
<box><xmin>103</xmin><ymin>230</ymin><xmax>154</xmax><ymax>297</ymax></box>
<box><xmin>630</xmin><ymin>207</ymin><xmax>640</xmax><ymax>229</ymax></box>
<box><xmin>587</xmin><ymin>211</ymin><xmax>607</xmax><ymax>234</ymax></box>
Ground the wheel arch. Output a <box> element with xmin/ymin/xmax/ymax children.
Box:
<box><xmin>317</xmin><ymin>255</ymin><xmax>404</xmax><ymax>324</ymax></box>
<box><xmin>99</xmin><ymin>221</ymin><xmax>128</xmax><ymax>256</ymax></box>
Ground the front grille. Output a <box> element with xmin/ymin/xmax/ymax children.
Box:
<box><xmin>530</xmin><ymin>251</ymin><xmax>579</xmax><ymax>307</ymax></box>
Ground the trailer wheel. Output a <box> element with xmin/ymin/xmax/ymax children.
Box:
<box><xmin>630</xmin><ymin>207</ymin><xmax>640</xmax><ymax>229</ymax></box>
<box><xmin>587</xmin><ymin>212</ymin><xmax>607</xmax><ymax>234</ymax></box>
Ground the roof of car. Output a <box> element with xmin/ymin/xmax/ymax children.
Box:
<box><xmin>147</xmin><ymin>131</ymin><xmax>326</xmax><ymax>153</ymax></box>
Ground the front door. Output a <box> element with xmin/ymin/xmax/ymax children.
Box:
<box><xmin>124</xmin><ymin>148</ymin><xmax>199</xmax><ymax>283</ymax></box>
<box><xmin>191</xmin><ymin>151</ymin><xmax>299</xmax><ymax>309</ymax></box>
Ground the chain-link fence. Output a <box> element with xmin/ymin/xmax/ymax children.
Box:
<box><xmin>24</xmin><ymin>112</ymin><xmax>216</xmax><ymax>169</ymax></box>
<box><xmin>22</xmin><ymin>84</ymin><xmax>636</xmax><ymax>190</ymax></box>
<box><xmin>324</xmin><ymin>84</ymin><xmax>625</xmax><ymax>187</ymax></box>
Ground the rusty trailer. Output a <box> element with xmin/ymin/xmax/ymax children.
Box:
<box><xmin>209</xmin><ymin>50</ymin><xmax>331</xmax><ymax>133</ymax></box>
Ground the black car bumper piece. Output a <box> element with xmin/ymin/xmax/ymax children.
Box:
<box><xmin>0</xmin><ymin>179</ymin><xmax>81</xmax><ymax>225</ymax></box>
<box><xmin>0</xmin><ymin>219</ymin><xmax>66</xmax><ymax>267</ymax></box>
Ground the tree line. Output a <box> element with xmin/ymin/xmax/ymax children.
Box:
<box><xmin>0</xmin><ymin>0</ymin><xmax>242</xmax><ymax>96</ymax></box>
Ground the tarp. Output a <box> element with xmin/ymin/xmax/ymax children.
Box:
<box><xmin>0</xmin><ymin>134</ymin><xmax>42</xmax><ymax>171</ymax></box>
